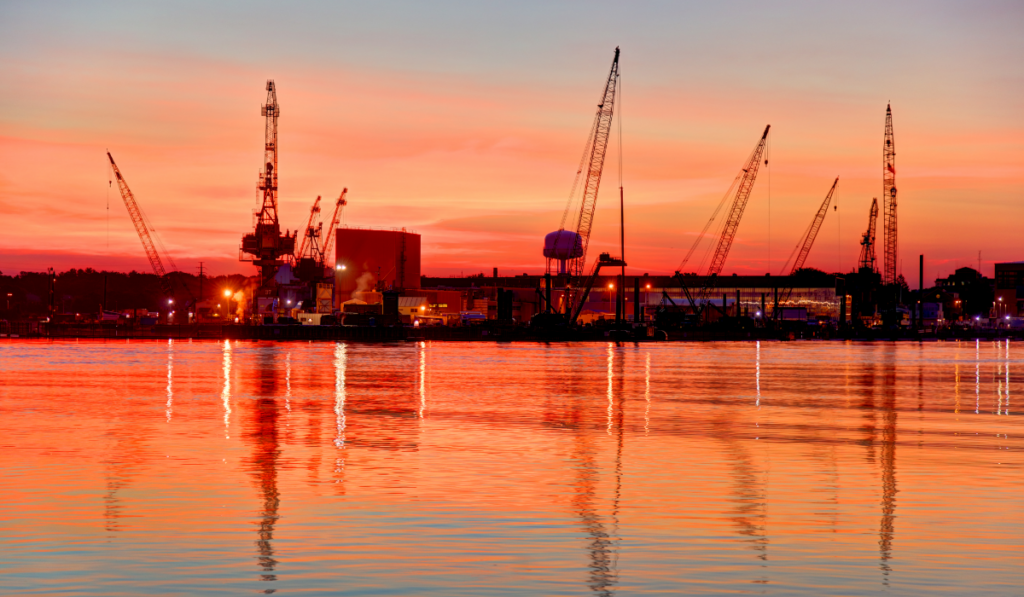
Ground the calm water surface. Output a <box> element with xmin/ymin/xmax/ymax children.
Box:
<box><xmin>1</xmin><ymin>340</ymin><xmax>1021</xmax><ymax>595</ymax></box>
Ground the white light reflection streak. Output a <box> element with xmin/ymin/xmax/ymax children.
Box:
<box><xmin>1006</xmin><ymin>340</ymin><xmax>1011</xmax><ymax>414</ymax></box>
<box><xmin>975</xmin><ymin>339</ymin><xmax>980</xmax><ymax>414</ymax></box>
<box><xmin>285</xmin><ymin>352</ymin><xmax>292</xmax><ymax>413</ymax></box>
<box><xmin>419</xmin><ymin>341</ymin><xmax>426</xmax><ymax>418</ymax></box>
<box><xmin>756</xmin><ymin>341</ymin><xmax>761</xmax><ymax>408</ymax></box>
<box><xmin>644</xmin><ymin>352</ymin><xmax>651</xmax><ymax>435</ymax></box>
<box><xmin>221</xmin><ymin>340</ymin><xmax>232</xmax><ymax>438</ymax></box>
<box><xmin>607</xmin><ymin>344</ymin><xmax>614</xmax><ymax>435</ymax></box>
<box><xmin>166</xmin><ymin>339</ymin><xmax>173</xmax><ymax>423</ymax></box>
<box><xmin>334</xmin><ymin>343</ymin><xmax>347</xmax><ymax>453</ymax></box>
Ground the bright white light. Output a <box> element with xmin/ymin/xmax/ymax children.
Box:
<box><xmin>755</xmin><ymin>311</ymin><xmax>761</xmax><ymax>317</ymax></box>
<box><xmin>168</xmin><ymin>299</ymin><xmax>174</xmax><ymax>305</ymax></box>
<box><xmin>286</xmin><ymin>300</ymin><xmax>292</xmax><ymax>305</ymax></box>
<box><xmin>336</xmin><ymin>264</ymin><xmax>346</xmax><ymax>271</ymax></box>
<box><xmin>224</xmin><ymin>290</ymin><xmax>232</xmax><ymax>298</ymax></box>
<box><xmin>1007</xmin><ymin>316</ymin><xmax>1011</xmax><ymax>320</ymax></box>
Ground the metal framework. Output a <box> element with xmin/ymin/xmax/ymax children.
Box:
<box><xmin>107</xmin><ymin>152</ymin><xmax>174</xmax><ymax>297</ymax></box>
<box><xmin>882</xmin><ymin>104</ymin><xmax>897</xmax><ymax>285</ymax></box>
<box><xmin>321</xmin><ymin>188</ymin><xmax>348</xmax><ymax>266</ymax></box>
<box><xmin>781</xmin><ymin>177</ymin><xmax>839</xmax><ymax>275</ymax></box>
<box><xmin>296</xmin><ymin>196</ymin><xmax>322</xmax><ymax>260</ymax></box>
<box><xmin>858</xmin><ymin>198</ymin><xmax>879</xmax><ymax>272</ymax></box>
<box><xmin>706</xmin><ymin>125</ymin><xmax>770</xmax><ymax>280</ymax></box>
<box><xmin>241</xmin><ymin>80</ymin><xmax>296</xmax><ymax>290</ymax></box>
<box><xmin>559</xmin><ymin>48</ymin><xmax>620</xmax><ymax>318</ymax></box>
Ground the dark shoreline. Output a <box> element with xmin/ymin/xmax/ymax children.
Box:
<box><xmin>3</xmin><ymin>322</ymin><xmax>1021</xmax><ymax>343</ymax></box>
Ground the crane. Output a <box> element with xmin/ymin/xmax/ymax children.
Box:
<box><xmin>882</xmin><ymin>104</ymin><xmax>897</xmax><ymax>285</ymax></box>
<box><xmin>781</xmin><ymin>177</ymin><xmax>839</xmax><ymax>276</ymax></box>
<box><xmin>858</xmin><ymin>198</ymin><xmax>879</xmax><ymax>273</ymax></box>
<box><xmin>667</xmin><ymin>125</ymin><xmax>770</xmax><ymax>319</ymax></box>
<box><xmin>557</xmin><ymin>47</ymin><xmax>620</xmax><ymax>321</ymax></box>
<box><xmin>321</xmin><ymin>188</ymin><xmax>348</xmax><ymax>269</ymax></box>
<box><xmin>295</xmin><ymin>196</ymin><xmax>322</xmax><ymax>261</ymax></box>
<box><xmin>241</xmin><ymin>80</ymin><xmax>296</xmax><ymax>291</ymax></box>
<box><xmin>107</xmin><ymin>152</ymin><xmax>174</xmax><ymax>298</ymax></box>
<box><xmin>774</xmin><ymin>177</ymin><xmax>839</xmax><ymax>313</ymax></box>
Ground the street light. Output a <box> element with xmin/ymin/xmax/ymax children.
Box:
<box><xmin>224</xmin><ymin>289</ymin><xmax>232</xmax><ymax>298</ymax></box>
<box><xmin>607</xmin><ymin>283</ymin><xmax>614</xmax><ymax>315</ymax></box>
<box><xmin>336</xmin><ymin>264</ymin><xmax>346</xmax><ymax>271</ymax></box>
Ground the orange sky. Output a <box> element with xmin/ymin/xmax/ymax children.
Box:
<box><xmin>1</xmin><ymin>2</ymin><xmax>1022</xmax><ymax>281</ymax></box>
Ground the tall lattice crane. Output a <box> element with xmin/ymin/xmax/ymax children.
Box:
<box><xmin>781</xmin><ymin>177</ymin><xmax>839</xmax><ymax>275</ymax></box>
<box><xmin>322</xmin><ymin>188</ymin><xmax>348</xmax><ymax>268</ymax></box>
<box><xmin>858</xmin><ymin>198</ymin><xmax>879</xmax><ymax>273</ymax></box>
<box><xmin>295</xmin><ymin>196</ymin><xmax>322</xmax><ymax>260</ymax></box>
<box><xmin>882</xmin><ymin>104</ymin><xmax>897</xmax><ymax>285</ymax></box>
<box><xmin>557</xmin><ymin>47</ymin><xmax>620</xmax><ymax>319</ymax></box>
<box><xmin>241</xmin><ymin>80</ymin><xmax>296</xmax><ymax>291</ymax></box>
<box><xmin>107</xmin><ymin>152</ymin><xmax>174</xmax><ymax>297</ymax></box>
<box><xmin>775</xmin><ymin>177</ymin><xmax>839</xmax><ymax>312</ymax></box>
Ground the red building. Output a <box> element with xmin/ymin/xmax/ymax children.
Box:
<box><xmin>334</xmin><ymin>228</ymin><xmax>421</xmax><ymax>304</ymax></box>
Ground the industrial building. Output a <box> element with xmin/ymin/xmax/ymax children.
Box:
<box><xmin>995</xmin><ymin>262</ymin><xmax>1024</xmax><ymax>318</ymax></box>
<box><xmin>333</xmin><ymin>228</ymin><xmax>421</xmax><ymax>304</ymax></box>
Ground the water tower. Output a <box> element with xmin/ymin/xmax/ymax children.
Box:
<box><xmin>543</xmin><ymin>230</ymin><xmax>583</xmax><ymax>275</ymax></box>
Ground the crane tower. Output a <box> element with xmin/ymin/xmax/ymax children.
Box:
<box><xmin>882</xmin><ymin>104</ymin><xmax>897</xmax><ymax>285</ymax></box>
<box><xmin>859</xmin><ymin>198</ymin><xmax>879</xmax><ymax>273</ymax></box>
<box><xmin>241</xmin><ymin>80</ymin><xmax>296</xmax><ymax>292</ymax></box>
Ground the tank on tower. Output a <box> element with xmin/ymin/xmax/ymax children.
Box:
<box><xmin>543</xmin><ymin>230</ymin><xmax>584</xmax><ymax>275</ymax></box>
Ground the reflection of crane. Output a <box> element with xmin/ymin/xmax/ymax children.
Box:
<box><xmin>670</xmin><ymin>126</ymin><xmax>770</xmax><ymax>318</ymax></box>
<box><xmin>882</xmin><ymin>104</ymin><xmax>897</xmax><ymax>285</ymax></box>
<box><xmin>321</xmin><ymin>188</ymin><xmax>348</xmax><ymax>269</ymax></box>
<box><xmin>775</xmin><ymin>177</ymin><xmax>839</xmax><ymax>311</ymax></box>
<box><xmin>107</xmin><ymin>152</ymin><xmax>184</xmax><ymax>301</ymax></box>
<box><xmin>557</xmin><ymin>48</ymin><xmax>620</xmax><ymax>320</ymax></box>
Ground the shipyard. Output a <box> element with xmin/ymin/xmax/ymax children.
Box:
<box><xmin>3</xmin><ymin>4</ymin><xmax>1024</xmax><ymax>596</ymax></box>
<box><xmin>1</xmin><ymin>56</ymin><xmax>1021</xmax><ymax>342</ymax></box>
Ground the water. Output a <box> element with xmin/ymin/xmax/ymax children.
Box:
<box><xmin>1</xmin><ymin>339</ymin><xmax>1021</xmax><ymax>596</ymax></box>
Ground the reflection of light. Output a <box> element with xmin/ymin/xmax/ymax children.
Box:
<box><xmin>221</xmin><ymin>340</ymin><xmax>232</xmax><ymax>438</ymax></box>
<box><xmin>419</xmin><ymin>341</ymin><xmax>426</xmax><ymax>418</ymax></box>
<box><xmin>334</xmin><ymin>343</ymin><xmax>347</xmax><ymax>451</ymax></box>
<box><xmin>607</xmin><ymin>344</ymin><xmax>614</xmax><ymax>435</ymax></box>
<box><xmin>644</xmin><ymin>352</ymin><xmax>651</xmax><ymax>435</ymax></box>
<box><xmin>756</xmin><ymin>340</ymin><xmax>761</xmax><ymax>407</ymax></box>
<box><xmin>285</xmin><ymin>352</ymin><xmax>292</xmax><ymax>413</ymax></box>
<box><xmin>166</xmin><ymin>339</ymin><xmax>173</xmax><ymax>423</ymax></box>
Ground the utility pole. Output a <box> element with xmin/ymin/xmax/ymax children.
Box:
<box><xmin>198</xmin><ymin>262</ymin><xmax>204</xmax><ymax>303</ymax></box>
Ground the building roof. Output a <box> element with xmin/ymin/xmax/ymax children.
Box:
<box><xmin>398</xmin><ymin>296</ymin><xmax>428</xmax><ymax>307</ymax></box>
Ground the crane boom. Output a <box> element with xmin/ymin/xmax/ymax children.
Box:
<box><xmin>570</xmin><ymin>47</ymin><xmax>619</xmax><ymax>279</ymax></box>
<box><xmin>859</xmin><ymin>198</ymin><xmax>879</xmax><ymax>272</ymax></box>
<box><xmin>107</xmin><ymin>152</ymin><xmax>168</xmax><ymax>280</ymax></box>
<box><xmin>296</xmin><ymin>196</ymin><xmax>322</xmax><ymax>259</ymax></box>
<box><xmin>882</xmin><ymin>104</ymin><xmax>897</xmax><ymax>285</ymax></box>
<box><xmin>706</xmin><ymin>125</ymin><xmax>770</xmax><ymax>279</ymax></box>
<box><xmin>321</xmin><ymin>188</ymin><xmax>348</xmax><ymax>265</ymax></box>
<box><xmin>782</xmin><ymin>177</ymin><xmax>839</xmax><ymax>275</ymax></box>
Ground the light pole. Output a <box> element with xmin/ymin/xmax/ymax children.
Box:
<box><xmin>607</xmin><ymin>283</ymin><xmax>614</xmax><ymax>315</ymax></box>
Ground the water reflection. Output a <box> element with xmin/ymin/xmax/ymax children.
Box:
<box><xmin>249</xmin><ymin>350</ymin><xmax>281</xmax><ymax>588</ymax></box>
<box><xmin>222</xmin><ymin>340</ymin><xmax>232</xmax><ymax>439</ymax></box>
<box><xmin>166</xmin><ymin>339</ymin><xmax>173</xmax><ymax>423</ymax></box>
<box><xmin>4</xmin><ymin>341</ymin><xmax>1024</xmax><ymax>596</ymax></box>
<box><xmin>878</xmin><ymin>347</ymin><xmax>898</xmax><ymax>583</ymax></box>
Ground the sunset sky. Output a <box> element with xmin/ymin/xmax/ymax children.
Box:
<box><xmin>1</xmin><ymin>1</ymin><xmax>1021</xmax><ymax>280</ymax></box>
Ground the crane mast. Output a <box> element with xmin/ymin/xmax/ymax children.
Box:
<box><xmin>706</xmin><ymin>125</ymin><xmax>770</xmax><ymax>280</ymax></box>
<box><xmin>559</xmin><ymin>47</ymin><xmax>619</xmax><ymax>318</ymax></box>
<box><xmin>322</xmin><ymin>188</ymin><xmax>348</xmax><ymax>268</ymax></box>
<box><xmin>882</xmin><ymin>104</ymin><xmax>897</xmax><ymax>285</ymax></box>
<box><xmin>296</xmin><ymin>196</ymin><xmax>322</xmax><ymax>260</ymax></box>
<box><xmin>107</xmin><ymin>152</ymin><xmax>173</xmax><ymax>296</ymax></box>
<box><xmin>108</xmin><ymin>152</ymin><xmax>166</xmax><ymax>278</ymax></box>
<box><xmin>241</xmin><ymin>80</ymin><xmax>296</xmax><ymax>292</ymax></box>
<box><xmin>859</xmin><ymin>198</ymin><xmax>879</xmax><ymax>273</ymax></box>
<box><xmin>781</xmin><ymin>177</ymin><xmax>839</xmax><ymax>275</ymax></box>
